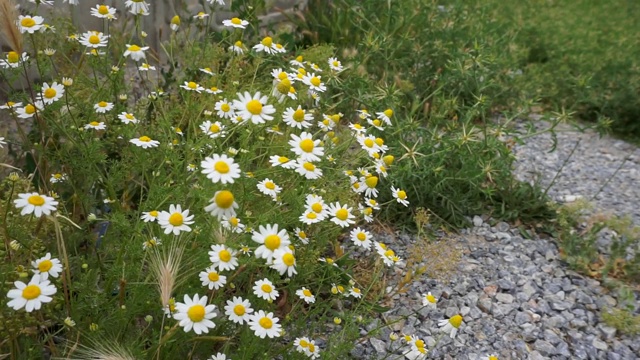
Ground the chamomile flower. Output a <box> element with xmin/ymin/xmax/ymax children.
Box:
<box><xmin>357</xmin><ymin>176</ymin><xmax>379</xmax><ymax>198</ymax></box>
<box><xmin>348</xmin><ymin>286</ymin><xmax>363</xmax><ymax>298</ymax></box>
<box><xmin>290</xmin><ymin>55</ymin><xmax>305</xmax><ymax>67</ymax></box>
<box><xmin>79</xmin><ymin>31</ymin><xmax>109</xmax><ymax>48</ymax></box>
<box><xmin>125</xmin><ymin>0</ymin><xmax>150</xmax><ymax>15</ymax></box>
<box><xmin>271</xmin><ymin>249</ymin><xmax>297</xmax><ymax>277</ymax></box>
<box><xmin>391</xmin><ymin>186</ymin><xmax>409</xmax><ymax>206</ymax></box>
<box><xmin>299</xmin><ymin>210</ymin><xmax>321</xmax><ymax>225</ymax></box>
<box><xmin>194</xmin><ymin>12</ymin><xmax>209</xmax><ymax>20</ymax></box>
<box><xmin>295</xmin><ymin>160</ymin><xmax>323</xmax><ymax>180</ymax></box>
<box><xmin>15</xmin><ymin>103</ymin><xmax>40</xmax><ymax>118</ymax></box>
<box><xmin>377</xmin><ymin>109</ymin><xmax>393</xmax><ymax>126</ymax></box>
<box><xmin>39</xmin><ymin>82</ymin><xmax>64</xmax><ymax>104</ymax></box>
<box><xmin>84</xmin><ymin>121</ymin><xmax>106</xmax><ymax>130</ymax></box>
<box><xmin>294</xmin><ymin>228</ymin><xmax>309</xmax><ymax>244</ymax></box>
<box><xmin>157</xmin><ymin>204</ymin><xmax>195</xmax><ymax>235</ymax></box>
<box><xmin>204</xmin><ymin>190</ymin><xmax>238</xmax><ymax>220</ymax></box>
<box><xmin>221</xmin><ymin>216</ymin><xmax>245</xmax><ymax>234</ymax></box>
<box><xmin>327</xmin><ymin>202</ymin><xmax>355</xmax><ymax>228</ymax></box>
<box><xmin>31</xmin><ymin>253</ymin><xmax>62</xmax><ymax>280</ymax></box>
<box><xmin>422</xmin><ymin>292</ymin><xmax>438</xmax><ymax>309</ymax></box>
<box><xmin>199</xmin><ymin>120</ymin><xmax>227</xmax><ymax>138</ymax></box>
<box><xmin>139</xmin><ymin>63</ymin><xmax>156</xmax><ymax>71</ymax></box>
<box><xmin>249</xmin><ymin>310</ymin><xmax>281</xmax><ymax>338</ymax></box>
<box><xmin>199</xmin><ymin>67</ymin><xmax>215</xmax><ymax>76</ymax></box>
<box><xmin>223</xmin><ymin>17</ymin><xmax>249</xmax><ymax>29</ymax></box>
<box><xmin>229</xmin><ymin>40</ymin><xmax>245</xmax><ymax>55</ymax></box>
<box><xmin>253</xmin><ymin>36</ymin><xmax>277</xmax><ymax>55</ymax></box>
<box><xmin>123</xmin><ymin>44</ymin><xmax>149</xmax><ymax>61</ymax></box>
<box><xmin>253</xmin><ymin>278</ymin><xmax>278</xmax><ymax>301</ymax></box>
<box><xmin>358</xmin><ymin>135</ymin><xmax>381</xmax><ymax>157</ymax></box>
<box><xmin>0</xmin><ymin>101</ymin><xmax>22</xmax><ymax>110</ymax></box>
<box><xmin>6</xmin><ymin>274</ymin><xmax>57</xmax><ymax>312</ymax></box>
<box><xmin>328</xmin><ymin>57</ymin><xmax>344</xmax><ymax>72</ymax></box>
<box><xmin>0</xmin><ymin>51</ymin><xmax>27</xmax><ymax>68</ymax></box>
<box><xmin>118</xmin><ymin>112</ymin><xmax>139</xmax><ymax>124</ymax></box>
<box><xmin>199</xmin><ymin>267</ymin><xmax>227</xmax><ymax>290</ymax></box>
<box><xmin>289</xmin><ymin>132</ymin><xmax>324</xmax><ymax>162</ymax></box>
<box><xmin>205</xmin><ymin>86</ymin><xmax>222</xmax><ymax>95</ymax></box>
<box><xmin>296</xmin><ymin>287</ymin><xmax>315</xmax><ymax>304</ymax></box>
<box><xmin>486</xmin><ymin>355</ymin><xmax>499</xmax><ymax>360</ymax></box>
<box><xmin>94</xmin><ymin>101</ymin><xmax>113</xmax><ymax>113</ymax></box>
<box><xmin>301</xmin><ymin>73</ymin><xmax>326</xmax><ymax>92</ymax></box>
<box><xmin>269</xmin><ymin>155</ymin><xmax>296</xmax><ymax>169</ymax></box>
<box><xmin>214</xmin><ymin>99</ymin><xmax>235</xmax><ymax>119</ymax></box>
<box><xmin>274</xmin><ymin>43</ymin><xmax>286</xmax><ymax>53</ymax></box>
<box><xmin>349</xmin><ymin>123</ymin><xmax>367</xmax><ymax>134</ymax></box>
<box><xmin>49</xmin><ymin>173</ymin><xmax>67</xmax><ymax>184</ymax></box>
<box><xmin>257</xmin><ymin>178</ymin><xmax>281</xmax><ymax>198</ymax></box>
<box><xmin>305</xmin><ymin>194</ymin><xmax>329</xmax><ymax>220</ymax></box>
<box><xmin>232</xmin><ymin>91</ymin><xmax>276</xmax><ymax>124</ymax></box>
<box><xmin>174</xmin><ymin>294</ymin><xmax>217</xmax><ymax>334</ymax></box>
<box><xmin>224</xmin><ymin>296</ymin><xmax>253</xmax><ymax>324</ymax></box>
<box><xmin>283</xmin><ymin>106</ymin><xmax>314</xmax><ymax>129</ymax></box>
<box><xmin>130</xmin><ymin>136</ymin><xmax>160</xmax><ymax>148</ymax></box>
<box><xmin>181</xmin><ymin>81</ymin><xmax>205</xmax><ymax>93</ymax></box>
<box><xmin>252</xmin><ymin>224</ymin><xmax>290</xmax><ymax>262</ymax></box>
<box><xmin>18</xmin><ymin>15</ymin><xmax>44</xmax><ymax>34</ymax></box>
<box><xmin>141</xmin><ymin>210</ymin><xmax>159</xmax><ymax>222</ymax></box>
<box><xmin>438</xmin><ymin>314</ymin><xmax>463</xmax><ymax>338</ymax></box>
<box><xmin>350</xmin><ymin>227</ymin><xmax>372</xmax><ymax>249</ymax></box>
<box><xmin>209</xmin><ymin>245</ymin><xmax>239</xmax><ymax>271</ymax></box>
<box><xmin>142</xmin><ymin>237</ymin><xmax>161</xmax><ymax>250</ymax></box>
<box><xmin>210</xmin><ymin>354</ymin><xmax>228</xmax><ymax>360</ymax></box>
<box><xmin>14</xmin><ymin>192</ymin><xmax>58</xmax><ymax>218</ymax></box>
<box><xmin>367</xmin><ymin>118</ymin><xmax>385</xmax><ymax>130</ymax></box>
<box><xmin>90</xmin><ymin>4</ymin><xmax>117</xmax><ymax>19</ymax></box>
<box><xmin>201</xmin><ymin>154</ymin><xmax>241</xmax><ymax>184</ymax></box>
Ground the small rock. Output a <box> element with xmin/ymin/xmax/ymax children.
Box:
<box><xmin>478</xmin><ymin>297</ymin><xmax>492</xmax><ymax>313</ymax></box>
<box><xmin>598</xmin><ymin>324</ymin><xmax>617</xmax><ymax>340</ymax></box>
<box><xmin>369</xmin><ymin>338</ymin><xmax>387</xmax><ymax>354</ymax></box>
<box><xmin>528</xmin><ymin>351</ymin><xmax>546</xmax><ymax>360</ymax></box>
<box><xmin>472</xmin><ymin>215</ymin><xmax>483</xmax><ymax>227</ymax></box>
<box><xmin>515</xmin><ymin>311</ymin><xmax>530</xmax><ymax>325</ymax></box>
<box><xmin>495</xmin><ymin>293</ymin><xmax>514</xmax><ymax>304</ymax></box>
<box><xmin>483</xmin><ymin>285</ymin><xmax>498</xmax><ymax>297</ymax></box>
<box><xmin>496</xmin><ymin>221</ymin><xmax>510</xmax><ymax>232</ymax></box>
<box><xmin>534</xmin><ymin>339</ymin><xmax>557</xmax><ymax>356</ymax></box>
<box><xmin>593</xmin><ymin>338</ymin><xmax>608</xmax><ymax>351</ymax></box>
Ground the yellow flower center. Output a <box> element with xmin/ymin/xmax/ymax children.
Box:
<box><xmin>278</xmin><ymin>156</ymin><xmax>289</xmax><ymax>164</ymax></box>
<box><xmin>265</xmin><ymin>181</ymin><xmax>276</xmax><ymax>190</ymax></box>
<box><xmin>353</xmin><ymin>123</ymin><xmax>363</xmax><ymax>130</ymax></box>
<box><xmin>215</xmin><ymin>190</ymin><xmax>234</xmax><ymax>208</ymax></box>
<box><xmin>298</xmin><ymin>231</ymin><xmax>307</xmax><ymax>239</ymax></box>
<box><xmin>383</xmin><ymin>155</ymin><xmax>394</xmax><ymax>166</ymax></box>
<box><xmin>365</xmin><ymin>176</ymin><xmax>378</xmax><ymax>188</ymax></box>
<box><xmin>261</xmin><ymin>284</ymin><xmax>273</xmax><ymax>293</ymax></box>
<box><xmin>187</xmin><ymin>304</ymin><xmax>205</xmax><ymax>322</ymax></box>
<box><xmin>259</xmin><ymin>317</ymin><xmax>273</xmax><ymax>329</ymax></box>
<box><xmin>363</xmin><ymin>207</ymin><xmax>373</xmax><ymax>215</ymax></box>
<box><xmin>299</xmin><ymin>139</ymin><xmax>314</xmax><ymax>153</ymax></box>
<box><xmin>7</xmin><ymin>52</ymin><xmax>19</xmax><ymax>63</ymax></box>
<box><xmin>209</xmin><ymin>87</ymin><xmax>218</xmax><ymax>92</ymax></box>
<box><xmin>276</xmin><ymin>80</ymin><xmax>290</xmax><ymax>94</ymax></box>
<box><xmin>209</xmin><ymin>124</ymin><xmax>220</xmax><ymax>133</ymax></box>
<box><xmin>489</xmin><ymin>356</ymin><xmax>498</xmax><ymax>360</ymax></box>
<box><xmin>246</xmin><ymin>99</ymin><xmax>263</xmax><ymax>115</ymax></box>
<box><xmin>364</xmin><ymin>139</ymin><xmax>375</xmax><ymax>148</ymax></box>
<box><xmin>306</xmin><ymin>212</ymin><xmax>317</xmax><ymax>220</ymax></box>
<box><xmin>292</xmin><ymin>109</ymin><xmax>306</xmax><ymax>122</ymax></box>
<box><xmin>22</xmin><ymin>284</ymin><xmax>41</xmax><ymax>300</ymax></box>
<box><xmin>311</xmin><ymin>203</ymin><xmax>323</xmax><ymax>213</ymax></box>
<box><xmin>375</xmin><ymin>138</ymin><xmax>384</xmax><ymax>146</ymax></box>
<box><xmin>53</xmin><ymin>174</ymin><xmax>62</xmax><ymax>179</ymax></box>
<box><xmin>208</xmin><ymin>272</ymin><xmax>219</xmax><ymax>281</ymax></box>
<box><xmin>221</xmin><ymin>103</ymin><xmax>231</xmax><ymax>112</ymax></box>
<box><xmin>303</xmin><ymin>289</ymin><xmax>312</xmax><ymax>297</ymax></box>
<box><xmin>219</xmin><ymin>249</ymin><xmax>232</xmax><ymax>262</ymax></box>
<box><xmin>128</xmin><ymin>44</ymin><xmax>141</xmax><ymax>51</ymax></box>
<box><xmin>384</xmin><ymin>109</ymin><xmax>393</xmax><ymax>117</ymax></box>
<box><xmin>352</xmin><ymin>287</ymin><xmax>361</xmax><ymax>294</ymax></box>
<box><xmin>28</xmin><ymin>195</ymin><xmax>45</xmax><ymax>206</ymax></box>
<box><xmin>229</xmin><ymin>217</ymin><xmax>239</xmax><ymax>226</ymax></box>
<box><xmin>282</xmin><ymin>253</ymin><xmax>295</xmax><ymax>266</ymax></box>
<box><xmin>171</xmin><ymin>15</ymin><xmax>180</xmax><ymax>25</ymax></box>
<box><xmin>335</xmin><ymin>209</ymin><xmax>348</xmax><ymax>221</ymax></box>
<box><xmin>149</xmin><ymin>210</ymin><xmax>158</xmax><ymax>217</ymax></box>
<box><xmin>426</xmin><ymin>294</ymin><xmax>436</xmax><ymax>303</ymax></box>
<box><xmin>231</xmin><ymin>17</ymin><xmax>242</xmax><ymax>25</ymax></box>
<box><xmin>168</xmin><ymin>212</ymin><xmax>183</xmax><ymax>226</ymax></box>
<box><xmin>124</xmin><ymin>113</ymin><xmax>134</xmax><ymax>120</ymax></box>
<box><xmin>357</xmin><ymin>232</ymin><xmax>366</xmax><ymax>241</ymax></box>
<box><xmin>89</xmin><ymin>35</ymin><xmax>101</xmax><ymax>44</ymax></box>
<box><xmin>415</xmin><ymin>339</ymin><xmax>425</xmax><ymax>348</ymax></box>
<box><xmin>264</xmin><ymin>235</ymin><xmax>281</xmax><ymax>250</ymax></box>
<box><xmin>449</xmin><ymin>314</ymin><xmax>463</xmax><ymax>328</ymax></box>
<box><xmin>303</xmin><ymin>162</ymin><xmax>315</xmax><ymax>171</ymax></box>
<box><xmin>187</xmin><ymin>82</ymin><xmax>197</xmax><ymax>89</ymax></box>
<box><xmin>233</xmin><ymin>304</ymin><xmax>245</xmax><ymax>316</ymax></box>
<box><xmin>384</xmin><ymin>249</ymin><xmax>395</xmax><ymax>257</ymax></box>
<box><xmin>139</xmin><ymin>136</ymin><xmax>151</xmax><ymax>142</ymax></box>
<box><xmin>25</xmin><ymin>104</ymin><xmax>36</xmax><ymax>114</ymax></box>
<box><xmin>98</xmin><ymin>5</ymin><xmax>109</xmax><ymax>15</ymax></box>
<box><xmin>214</xmin><ymin>161</ymin><xmax>230</xmax><ymax>174</ymax></box>
<box><xmin>261</xmin><ymin>37</ymin><xmax>273</xmax><ymax>47</ymax></box>
<box><xmin>43</xmin><ymin>88</ymin><xmax>57</xmax><ymax>99</ymax></box>
<box><xmin>21</xmin><ymin>18</ymin><xmax>36</xmax><ymax>28</ymax></box>
<box><xmin>98</xmin><ymin>101</ymin><xmax>107</xmax><ymax>108</ymax></box>
<box><xmin>309</xmin><ymin>344</ymin><xmax>315</xmax><ymax>352</ymax></box>
<box><xmin>373</xmin><ymin>119</ymin><xmax>381</xmax><ymax>127</ymax></box>
<box><xmin>310</xmin><ymin>77</ymin><xmax>321</xmax><ymax>87</ymax></box>
<box><xmin>397</xmin><ymin>190</ymin><xmax>407</xmax><ymax>199</ymax></box>
<box><xmin>289</xmin><ymin>87</ymin><xmax>296</xmax><ymax>94</ymax></box>
<box><xmin>296</xmin><ymin>56</ymin><xmax>303</xmax><ymax>62</ymax></box>
<box><xmin>38</xmin><ymin>259</ymin><xmax>53</xmax><ymax>272</ymax></box>
<box><xmin>234</xmin><ymin>40</ymin><xmax>243</xmax><ymax>46</ymax></box>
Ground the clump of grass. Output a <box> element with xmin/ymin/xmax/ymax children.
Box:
<box><xmin>602</xmin><ymin>308</ymin><xmax>640</xmax><ymax>336</ymax></box>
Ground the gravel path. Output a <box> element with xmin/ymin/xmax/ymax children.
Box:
<box><xmin>354</xmin><ymin>119</ymin><xmax>640</xmax><ymax>359</ymax></box>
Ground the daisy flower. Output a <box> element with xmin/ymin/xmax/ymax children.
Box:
<box><xmin>6</xmin><ymin>274</ymin><xmax>57</xmax><ymax>312</ymax></box>
<box><xmin>252</xmin><ymin>224</ymin><xmax>290</xmax><ymax>262</ymax></box>
<box><xmin>328</xmin><ymin>57</ymin><xmax>344</xmax><ymax>72</ymax></box>
<box><xmin>290</xmin><ymin>55</ymin><xmax>305</xmax><ymax>67</ymax></box>
<box><xmin>257</xmin><ymin>178</ymin><xmax>281</xmax><ymax>198</ymax></box>
<box><xmin>232</xmin><ymin>91</ymin><xmax>276</xmax><ymax>124</ymax></box>
<box><xmin>94</xmin><ymin>101</ymin><xmax>114</xmax><ymax>113</ymax></box>
<box><xmin>210</xmin><ymin>354</ymin><xmax>228</xmax><ymax>360</ymax></box>
<box><xmin>294</xmin><ymin>228</ymin><xmax>309</xmax><ymax>244</ymax></box>
<box><xmin>0</xmin><ymin>101</ymin><xmax>22</xmax><ymax>110</ymax></box>
<box><xmin>327</xmin><ymin>202</ymin><xmax>355</xmax><ymax>228</ymax></box>
<box><xmin>199</xmin><ymin>120</ymin><xmax>227</xmax><ymax>139</ymax></box>
<box><xmin>296</xmin><ymin>287</ymin><xmax>315</xmax><ymax>304</ymax></box>
<box><xmin>199</xmin><ymin>267</ymin><xmax>227</xmax><ymax>290</ymax></box>
<box><xmin>274</xmin><ymin>43</ymin><xmax>286</xmax><ymax>53</ymax></box>
<box><xmin>15</xmin><ymin>103</ymin><xmax>39</xmax><ymax>118</ymax></box>
<box><xmin>271</xmin><ymin>249</ymin><xmax>297</xmax><ymax>277</ymax></box>
<box><xmin>141</xmin><ymin>210</ymin><xmax>159</xmax><ymax>222</ymax></box>
<box><xmin>221</xmin><ymin>216</ymin><xmax>245</xmax><ymax>234</ymax></box>
<box><xmin>305</xmin><ymin>194</ymin><xmax>329</xmax><ymax>220</ymax></box>
<box><xmin>229</xmin><ymin>40</ymin><xmax>245</xmax><ymax>55</ymax></box>
<box><xmin>194</xmin><ymin>12</ymin><xmax>209</xmax><ymax>20</ymax></box>
<box><xmin>368</xmin><ymin>118</ymin><xmax>385</xmax><ymax>130</ymax></box>
<box><xmin>142</xmin><ymin>237</ymin><xmax>161</xmax><ymax>250</ymax></box>
<box><xmin>253</xmin><ymin>278</ymin><xmax>278</xmax><ymax>301</ymax></box>
<box><xmin>181</xmin><ymin>81</ymin><xmax>205</xmax><ymax>93</ymax></box>
<box><xmin>209</xmin><ymin>244</ymin><xmax>238</xmax><ymax>271</ymax></box>
<box><xmin>174</xmin><ymin>294</ymin><xmax>217</xmax><ymax>335</ymax></box>
<box><xmin>391</xmin><ymin>186</ymin><xmax>409</xmax><ymax>206</ymax></box>
<box><xmin>288</xmin><ymin>132</ymin><xmax>324</xmax><ymax>162</ymax></box>
<box><xmin>0</xmin><ymin>51</ymin><xmax>27</xmax><ymax>69</ymax></box>
<box><xmin>283</xmin><ymin>106</ymin><xmax>314</xmax><ymax>129</ymax></box>
<box><xmin>125</xmin><ymin>0</ymin><xmax>150</xmax><ymax>15</ymax></box>
<box><xmin>438</xmin><ymin>314</ymin><xmax>463</xmax><ymax>338</ymax></box>
<box><xmin>205</xmin><ymin>86</ymin><xmax>222</xmax><ymax>95</ymax></box>
<box><xmin>376</xmin><ymin>242</ymin><xmax>401</xmax><ymax>267</ymax></box>
<box><xmin>130</xmin><ymin>136</ymin><xmax>160</xmax><ymax>148</ymax></box>
<box><xmin>248</xmin><ymin>310</ymin><xmax>282</xmax><ymax>338</ymax></box>
<box><xmin>79</xmin><ymin>31</ymin><xmax>109</xmax><ymax>48</ymax></box>
<box><xmin>224</xmin><ymin>296</ymin><xmax>253</xmax><ymax>325</ymax></box>
<box><xmin>358</xmin><ymin>135</ymin><xmax>381</xmax><ymax>157</ymax></box>
<box><xmin>18</xmin><ymin>15</ymin><xmax>44</xmax><ymax>34</ymax></box>
<box><xmin>358</xmin><ymin>176</ymin><xmax>379</xmax><ymax>198</ymax></box>
<box><xmin>269</xmin><ymin>155</ymin><xmax>296</xmax><ymax>169</ymax></box>
<box><xmin>350</xmin><ymin>227</ymin><xmax>372</xmax><ymax>249</ymax></box>
<box><xmin>299</xmin><ymin>210</ymin><xmax>322</xmax><ymax>225</ymax></box>
<box><xmin>253</xmin><ymin>36</ymin><xmax>277</xmax><ymax>55</ymax></box>
<box><xmin>14</xmin><ymin>192</ymin><xmax>58</xmax><ymax>217</ymax></box>
<box><xmin>84</xmin><ymin>121</ymin><xmax>106</xmax><ymax>130</ymax></box>
<box><xmin>214</xmin><ymin>99</ymin><xmax>235</xmax><ymax>119</ymax></box>
<box><xmin>377</xmin><ymin>109</ymin><xmax>393</xmax><ymax>126</ymax></box>
<box><xmin>204</xmin><ymin>190</ymin><xmax>238</xmax><ymax>220</ymax></box>
<box><xmin>349</xmin><ymin>123</ymin><xmax>367</xmax><ymax>134</ymax></box>
<box><xmin>90</xmin><ymin>4</ymin><xmax>117</xmax><ymax>19</ymax></box>
<box><xmin>348</xmin><ymin>287</ymin><xmax>363</xmax><ymax>298</ymax></box>
<box><xmin>49</xmin><ymin>173</ymin><xmax>67</xmax><ymax>184</ymax></box>
<box><xmin>486</xmin><ymin>355</ymin><xmax>499</xmax><ymax>360</ymax></box>
<box><xmin>118</xmin><ymin>112</ymin><xmax>139</xmax><ymax>124</ymax></box>
<box><xmin>31</xmin><ymin>253</ymin><xmax>62</xmax><ymax>280</ymax></box>
<box><xmin>39</xmin><ymin>82</ymin><xmax>64</xmax><ymax>104</ymax></box>
<box><xmin>294</xmin><ymin>160</ymin><xmax>323</xmax><ymax>180</ymax></box>
<box><xmin>139</xmin><ymin>63</ymin><xmax>156</xmax><ymax>71</ymax></box>
<box><xmin>157</xmin><ymin>204</ymin><xmax>195</xmax><ymax>235</ymax></box>
<box><xmin>422</xmin><ymin>292</ymin><xmax>438</xmax><ymax>309</ymax></box>
<box><xmin>123</xmin><ymin>44</ymin><xmax>149</xmax><ymax>61</ymax></box>
<box><xmin>201</xmin><ymin>154</ymin><xmax>241</xmax><ymax>184</ymax></box>
<box><xmin>301</xmin><ymin>73</ymin><xmax>326</xmax><ymax>92</ymax></box>
<box><xmin>223</xmin><ymin>17</ymin><xmax>248</xmax><ymax>29</ymax></box>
